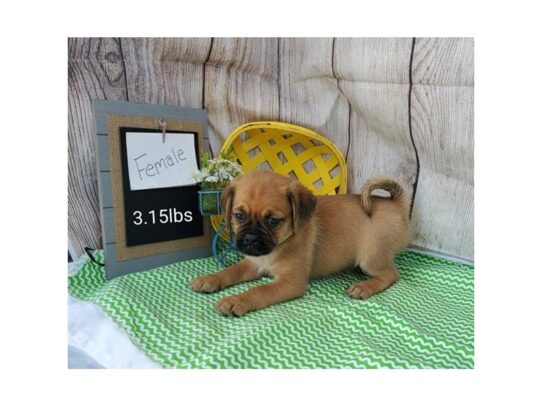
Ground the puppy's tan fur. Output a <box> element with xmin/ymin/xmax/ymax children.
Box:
<box><xmin>190</xmin><ymin>171</ymin><xmax>411</xmax><ymax>316</ymax></box>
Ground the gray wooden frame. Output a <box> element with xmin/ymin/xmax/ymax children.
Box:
<box><xmin>93</xmin><ymin>100</ymin><xmax>212</xmax><ymax>279</ymax></box>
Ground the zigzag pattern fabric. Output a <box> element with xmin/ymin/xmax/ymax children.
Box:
<box><xmin>68</xmin><ymin>251</ymin><xmax>474</xmax><ymax>368</ymax></box>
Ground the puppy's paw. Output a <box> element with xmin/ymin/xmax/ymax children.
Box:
<box><xmin>347</xmin><ymin>281</ymin><xmax>376</xmax><ymax>300</ymax></box>
<box><xmin>216</xmin><ymin>295</ymin><xmax>252</xmax><ymax>317</ymax></box>
<box><xmin>189</xmin><ymin>275</ymin><xmax>223</xmax><ymax>293</ymax></box>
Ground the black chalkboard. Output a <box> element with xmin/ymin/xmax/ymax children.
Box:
<box><xmin>119</xmin><ymin>127</ymin><xmax>203</xmax><ymax>246</ymax></box>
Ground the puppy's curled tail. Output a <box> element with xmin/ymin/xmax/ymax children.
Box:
<box><xmin>361</xmin><ymin>177</ymin><xmax>408</xmax><ymax>217</ymax></box>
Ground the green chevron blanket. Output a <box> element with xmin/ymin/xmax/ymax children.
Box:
<box><xmin>68</xmin><ymin>250</ymin><xmax>474</xmax><ymax>368</ymax></box>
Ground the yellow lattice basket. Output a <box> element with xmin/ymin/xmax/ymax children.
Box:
<box><xmin>210</xmin><ymin>121</ymin><xmax>348</xmax><ymax>237</ymax></box>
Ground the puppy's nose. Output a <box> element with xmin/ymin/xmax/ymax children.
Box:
<box><xmin>241</xmin><ymin>232</ymin><xmax>258</xmax><ymax>245</ymax></box>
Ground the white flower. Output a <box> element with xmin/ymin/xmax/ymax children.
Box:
<box><xmin>192</xmin><ymin>168</ymin><xmax>209</xmax><ymax>182</ymax></box>
<box><xmin>219</xmin><ymin>169</ymin><xmax>233</xmax><ymax>180</ymax></box>
<box><xmin>192</xmin><ymin>171</ymin><xmax>203</xmax><ymax>182</ymax></box>
<box><xmin>205</xmin><ymin>175</ymin><xmax>219</xmax><ymax>183</ymax></box>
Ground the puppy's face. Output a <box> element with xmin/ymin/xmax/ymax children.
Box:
<box><xmin>221</xmin><ymin>171</ymin><xmax>316</xmax><ymax>257</ymax></box>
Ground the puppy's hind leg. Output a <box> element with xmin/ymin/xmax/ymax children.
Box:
<box><xmin>347</xmin><ymin>260</ymin><xmax>399</xmax><ymax>300</ymax></box>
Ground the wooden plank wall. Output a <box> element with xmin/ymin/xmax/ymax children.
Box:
<box><xmin>410</xmin><ymin>38</ymin><xmax>474</xmax><ymax>260</ymax></box>
<box><xmin>205</xmin><ymin>38</ymin><xmax>280</xmax><ymax>155</ymax></box>
<box><xmin>68</xmin><ymin>37</ymin><xmax>474</xmax><ymax>261</ymax></box>
<box><xmin>68</xmin><ymin>38</ymin><xmax>128</xmax><ymax>258</ymax></box>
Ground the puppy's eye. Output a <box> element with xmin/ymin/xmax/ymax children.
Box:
<box><xmin>266</xmin><ymin>216</ymin><xmax>283</xmax><ymax>229</ymax></box>
<box><xmin>234</xmin><ymin>212</ymin><xmax>246</xmax><ymax>223</ymax></box>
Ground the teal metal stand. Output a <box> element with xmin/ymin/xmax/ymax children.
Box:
<box><xmin>211</xmin><ymin>219</ymin><xmax>240</xmax><ymax>268</ymax></box>
<box><xmin>198</xmin><ymin>189</ymin><xmax>240</xmax><ymax>267</ymax></box>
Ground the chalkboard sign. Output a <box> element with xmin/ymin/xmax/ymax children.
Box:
<box><xmin>119</xmin><ymin>127</ymin><xmax>203</xmax><ymax>246</ymax></box>
<box><xmin>93</xmin><ymin>100</ymin><xmax>212</xmax><ymax>279</ymax></box>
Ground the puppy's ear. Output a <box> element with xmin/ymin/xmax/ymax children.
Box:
<box><xmin>287</xmin><ymin>180</ymin><xmax>316</xmax><ymax>233</ymax></box>
<box><xmin>221</xmin><ymin>183</ymin><xmax>236</xmax><ymax>228</ymax></box>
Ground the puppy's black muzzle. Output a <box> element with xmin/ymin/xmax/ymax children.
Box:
<box><xmin>236</xmin><ymin>227</ymin><xmax>274</xmax><ymax>256</ymax></box>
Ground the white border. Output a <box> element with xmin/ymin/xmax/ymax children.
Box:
<box><xmin>3</xmin><ymin>1</ymin><xmax>542</xmax><ymax>406</ymax></box>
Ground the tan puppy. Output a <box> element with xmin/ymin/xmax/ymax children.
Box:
<box><xmin>190</xmin><ymin>171</ymin><xmax>411</xmax><ymax>316</ymax></box>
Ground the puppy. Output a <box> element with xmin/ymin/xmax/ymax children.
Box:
<box><xmin>190</xmin><ymin>171</ymin><xmax>411</xmax><ymax>316</ymax></box>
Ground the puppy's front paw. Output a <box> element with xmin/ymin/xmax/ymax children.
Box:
<box><xmin>216</xmin><ymin>295</ymin><xmax>252</xmax><ymax>317</ymax></box>
<box><xmin>347</xmin><ymin>281</ymin><xmax>375</xmax><ymax>300</ymax></box>
<box><xmin>190</xmin><ymin>275</ymin><xmax>223</xmax><ymax>293</ymax></box>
